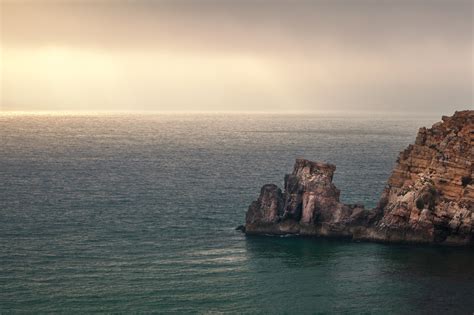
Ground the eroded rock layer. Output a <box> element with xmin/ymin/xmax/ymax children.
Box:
<box><xmin>244</xmin><ymin>110</ymin><xmax>473</xmax><ymax>246</ymax></box>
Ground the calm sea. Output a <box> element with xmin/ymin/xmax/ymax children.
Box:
<box><xmin>1</xmin><ymin>113</ymin><xmax>473</xmax><ymax>313</ymax></box>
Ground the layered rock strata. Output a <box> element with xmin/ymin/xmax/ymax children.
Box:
<box><xmin>244</xmin><ymin>110</ymin><xmax>473</xmax><ymax>246</ymax></box>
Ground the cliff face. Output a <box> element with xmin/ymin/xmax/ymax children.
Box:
<box><xmin>244</xmin><ymin>110</ymin><xmax>473</xmax><ymax>246</ymax></box>
<box><xmin>369</xmin><ymin>110</ymin><xmax>473</xmax><ymax>245</ymax></box>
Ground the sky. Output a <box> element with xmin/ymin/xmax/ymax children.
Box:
<box><xmin>1</xmin><ymin>0</ymin><xmax>473</xmax><ymax>113</ymax></box>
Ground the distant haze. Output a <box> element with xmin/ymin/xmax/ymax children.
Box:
<box><xmin>1</xmin><ymin>0</ymin><xmax>473</xmax><ymax>113</ymax></box>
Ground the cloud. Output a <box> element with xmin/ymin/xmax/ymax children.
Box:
<box><xmin>1</xmin><ymin>0</ymin><xmax>472</xmax><ymax>112</ymax></box>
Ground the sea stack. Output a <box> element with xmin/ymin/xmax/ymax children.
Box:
<box><xmin>244</xmin><ymin>110</ymin><xmax>473</xmax><ymax>246</ymax></box>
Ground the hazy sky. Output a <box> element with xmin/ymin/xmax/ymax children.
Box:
<box><xmin>1</xmin><ymin>0</ymin><xmax>473</xmax><ymax>112</ymax></box>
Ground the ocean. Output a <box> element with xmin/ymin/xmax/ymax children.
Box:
<box><xmin>1</xmin><ymin>112</ymin><xmax>473</xmax><ymax>313</ymax></box>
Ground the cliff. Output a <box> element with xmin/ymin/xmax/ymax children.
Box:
<box><xmin>243</xmin><ymin>110</ymin><xmax>473</xmax><ymax>246</ymax></box>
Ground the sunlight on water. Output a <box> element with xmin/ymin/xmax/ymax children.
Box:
<box><xmin>1</xmin><ymin>113</ymin><xmax>472</xmax><ymax>313</ymax></box>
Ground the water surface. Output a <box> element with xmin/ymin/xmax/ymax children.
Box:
<box><xmin>1</xmin><ymin>113</ymin><xmax>473</xmax><ymax>313</ymax></box>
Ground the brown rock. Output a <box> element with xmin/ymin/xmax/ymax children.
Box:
<box><xmin>243</xmin><ymin>110</ymin><xmax>473</xmax><ymax>246</ymax></box>
<box><xmin>374</xmin><ymin>110</ymin><xmax>473</xmax><ymax>245</ymax></box>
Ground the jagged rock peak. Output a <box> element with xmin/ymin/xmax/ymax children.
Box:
<box><xmin>292</xmin><ymin>158</ymin><xmax>336</xmax><ymax>181</ymax></box>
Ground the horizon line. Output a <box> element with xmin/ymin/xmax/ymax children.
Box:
<box><xmin>0</xmin><ymin>109</ymin><xmax>460</xmax><ymax>116</ymax></box>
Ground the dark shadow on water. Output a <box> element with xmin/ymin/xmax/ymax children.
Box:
<box><xmin>244</xmin><ymin>235</ymin><xmax>474</xmax><ymax>274</ymax></box>
<box><xmin>244</xmin><ymin>235</ymin><xmax>474</xmax><ymax>314</ymax></box>
<box><xmin>244</xmin><ymin>235</ymin><xmax>357</xmax><ymax>264</ymax></box>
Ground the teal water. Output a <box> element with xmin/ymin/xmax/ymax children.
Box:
<box><xmin>1</xmin><ymin>113</ymin><xmax>473</xmax><ymax>313</ymax></box>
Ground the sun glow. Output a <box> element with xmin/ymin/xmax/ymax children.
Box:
<box><xmin>2</xmin><ymin>46</ymin><xmax>294</xmax><ymax>111</ymax></box>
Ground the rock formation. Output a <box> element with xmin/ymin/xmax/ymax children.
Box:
<box><xmin>243</xmin><ymin>110</ymin><xmax>473</xmax><ymax>246</ymax></box>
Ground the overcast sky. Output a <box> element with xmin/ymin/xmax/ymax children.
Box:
<box><xmin>1</xmin><ymin>0</ymin><xmax>472</xmax><ymax>112</ymax></box>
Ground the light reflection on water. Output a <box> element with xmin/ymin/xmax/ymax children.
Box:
<box><xmin>1</xmin><ymin>113</ymin><xmax>472</xmax><ymax>313</ymax></box>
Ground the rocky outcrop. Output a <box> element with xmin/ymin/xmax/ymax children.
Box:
<box><xmin>245</xmin><ymin>159</ymin><xmax>374</xmax><ymax>237</ymax></box>
<box><xmin>367</xmin><ymin>110</ymin><xmax>473</xmax><ymax>245</ymax></box>
<box><xmin>243</xmin><ymin>110</ymin><xmax>473</xmax><ymax>246</ymax></box>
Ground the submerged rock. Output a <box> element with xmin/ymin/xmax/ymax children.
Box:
<box><xmin>243</xmin><ymin>110</ymin><xmax>473</xmax><ymax>246</ymax></box>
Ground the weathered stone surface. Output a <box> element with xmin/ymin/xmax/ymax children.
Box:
<box><xmin>246</xmin><ymin>184</ymin><xmax>284</xmax><ymax>225</ymax></box>
<box><xmin>245</xmin><ymin>158</ymin><xmax>370</xmax><ymax>237</ymax></box>
<box><xmin>243</xmin><ymin>110</ymin><xmax>473</xmax><ymax>246</ymax></box>
<box><xmin>370</xmin><ymin>110</ymin><xmax>473</xmax><ymax>245</ymax></box>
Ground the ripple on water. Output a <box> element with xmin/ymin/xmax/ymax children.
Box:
<box><xmin>1</xmin><ymin>113</ymin><xmax>473</xmax><ymax>313</ymax></box>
